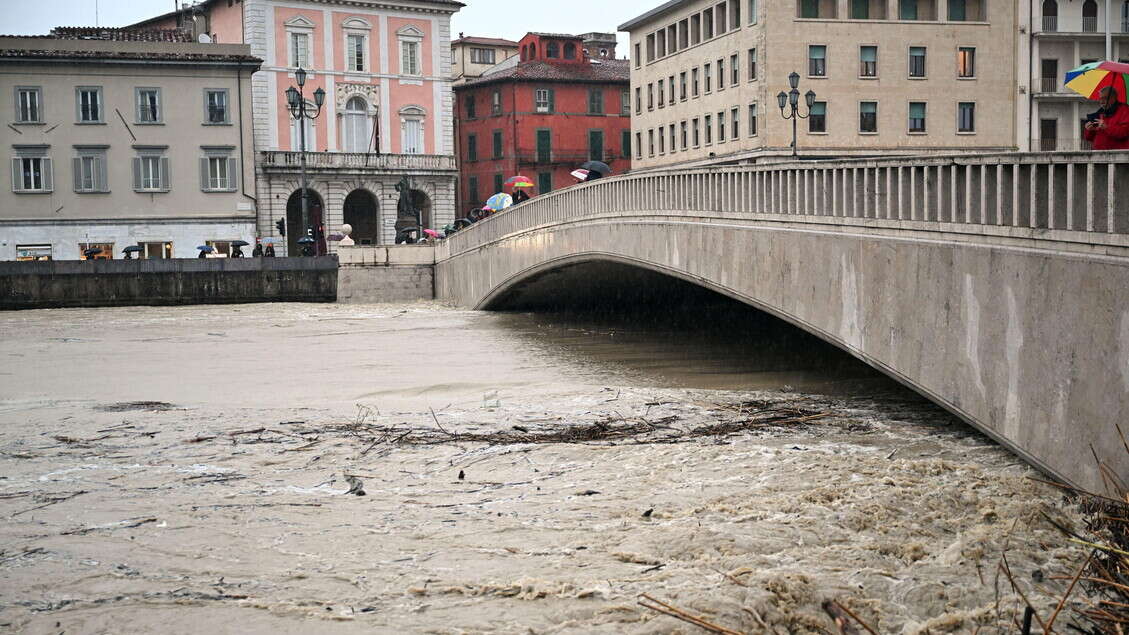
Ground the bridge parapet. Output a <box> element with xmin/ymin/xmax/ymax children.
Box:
<box><xmin>443</xmin><ymin>152</ymin><xmax>1129</xmax><ymax>257</ymax></box>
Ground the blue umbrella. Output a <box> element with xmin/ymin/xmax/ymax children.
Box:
<box><xmin>196</xmin><ymin>245</ymin><xmax>215</xmax><ymax>253</ymax></box>
<box><xmin>485</xmin><ymin>192</ymin><xmax>513</xmax><ymax>211</ymax></box>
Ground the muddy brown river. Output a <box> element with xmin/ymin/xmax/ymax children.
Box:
<box><xmin>0</xmin><ymin>302</ymin><xmax>1084</xmax><ymax>633</ymax></box>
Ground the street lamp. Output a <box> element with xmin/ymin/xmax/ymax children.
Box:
<box><xmin>776</xmin><ymin>71</ymin><xmax>816</xmax><ymax>158</ymax></box>
<box><xmin>285</xmin><ymin>67</ymin><xmax>326</xmax><ymax>255</ymax></box>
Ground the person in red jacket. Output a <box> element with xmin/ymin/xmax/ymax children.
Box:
<box><xmin>1083</xmin><ymin>86</ymin><xmax>1129</xmax><ymax>150</ymax></box>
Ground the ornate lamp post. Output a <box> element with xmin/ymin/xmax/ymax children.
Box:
<box><xmin>285</xmin><ymin>67</ymin><xmax>326</xmax><ymax>255</ymax></box>
<box><xmin>776</xmin><ymin>72</ymin><xmax>817</xmax><ymax>158</ymax></box>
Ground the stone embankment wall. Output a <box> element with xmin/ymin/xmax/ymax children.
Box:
<box><xmin>0</xmin><ymin>257</ymin><xmax>338</xmax><ymax>309</ymax></box>
<box><xmin>336</xmin><ymin>245</ymin><xmax>435</xmax><ymax>303</ymax></box>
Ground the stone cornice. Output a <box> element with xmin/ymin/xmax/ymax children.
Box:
<box><xmin>289</xmin><ymin>0</ymin><xmax>464</xmax><ymax>15</ymax></box>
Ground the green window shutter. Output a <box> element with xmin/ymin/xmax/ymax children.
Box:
<box><xmin>11</xmin><ymin>158</ymin><xmax>22</xmax><ymax>192</ymax></box>
<box><xmin>228</xmin><ymin>158</ymin><xmax>239</xmax><ymax>191</ymax></box>
<box><xmin>537</xmin><ymin>172</ymin><xmax>552</xmax><ymax>194</ymax></box>
<box><xmin>73</xmin><ymin>157</ymin><xmax>83</xmax><ymax>192</ymax></box>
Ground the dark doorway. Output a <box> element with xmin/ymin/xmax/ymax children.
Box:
<box><xmin>286</xmin><ymin>189</ymin><xmax>324</xmax><ymax>255</ymax></box>
<box><xmin>343</xmin><ymin>189</ymin><xmax>380</xmax><ymax>245</ymax></box>
<box><xmin>411</xmin><ymin>190</ymin><xmax>431</xmax><ymax>229</ymax></box>
<box><xmin>1040</xmin><ymin>118</ymin><xmax>1058</xmax><ymax>151</ymax></box>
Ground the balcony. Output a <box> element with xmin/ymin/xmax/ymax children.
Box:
<box><xmin>1039</xmin><ymin>77</ymin><xmax>1061</xmax><ymax>93</ymax></box>
<box><xmin>1042</xmin><ymin>16</ymin><xmax>1057</xmax><ymax>31</ymax></box>
<box><xmin>1037</xmin><ymin>14</ymin><xmax>1129</xmax><ymax>34</ymax></box>
<box><xmin>1031</xmin><ymin>138</ymin><xmax>1094</xmax><ymax>151</ymax></box>
<box><xmin>260</xmin><ymin>151</ymin><xmax>456</xmax><ymax>172</ymax></box>
<box><xmin>1083</xmin><ymin>16</ymin><xmax>1098</xmax><ymax>32</ymax></box>
<box><xmin>512</xmin><ymin>150</ymin><xmax>621</xmax><ymax>166</ymax></box>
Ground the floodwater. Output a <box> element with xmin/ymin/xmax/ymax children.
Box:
<box><xmin>0</xmin><ymin>302</ymin><xmax>1083</xmax><ymax>634</ymax></box>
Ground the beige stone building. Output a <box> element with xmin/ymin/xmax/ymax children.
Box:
<box><xmin>0</xmin><ymin>31</ymin><xmax>260</xmax><ymax>260</ymax></box>
<box><xmin>620</xmin><ymin>0</ymin><xmax>1017</xmax><ymax>169</ymax></box>
<box><xmin>451</xmin><ymin>34</ymin><xmax>518</xmax><ymax>84</ymax></box>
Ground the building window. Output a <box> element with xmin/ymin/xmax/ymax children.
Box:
<box><xmin>470</xmin><ymin>47</ymin><xmax>496</xmax><ymax>64</ymax></box>
<box><xmin>860</xmin><ymin>46</ymin><xmax>877</xmax><ymax>77</ymax></box>
<box><xmin>141</xmin><ymin>242</ymin><xmax>173</xmax><ymax>260</ymax></box>
<box><xmin>11</xmin><ymin>149</ymin><xmax>52</xmax><ymax>193</ymax></box>
<box><xmin>731</xmin><ymin>53</ymin><xmax>739</xmax><ymax>85</ymax></box>
<box><xmin>656</xmin><ymin>30</ymin><xmax>666</xmax><ymax>57</ymax></box>
<box><xmin>668</xmin><ymin>75</ymin><xmax>676</xmax><ymax>105</ymax></box>
<box><xmin>538</xmin><ymin>171</ymin><xmax>552</xmax><ymax>194</ymax></box>
<box><xmin>468</xmin><ymin>176</ymin><xmax>479</xmax><ymax>205</ymax></box>
<box><xmin>748</xmin><ymin>48</ymin><xmax>757</xmax><ymax>80</ymax></box>
<box><xmin>493</xmin><ymin>173</ymin><xmax>504</xmax><ymax>193</ymax></box>
<box><xmin>76</xmin><ymin>86</ymin><xmax>103</xmax><ymax>123</ymax></box>
<box><xmin>748</xmin><ymin>0</ymin><xmax>758</xmax><ymax>23</ymax></box>
<box><xmin>900</xmin><ymin>0</ymin><xmax>918</xmax><ymax>19</ymax></box>
<box><xmin>290</xmin><ymin>113</ymin><xmax>315</xmax><ymax>150</ymax></box>
<box><xmin>289</xmin><ymin>32</ymin><xmax>310</xmax><ymax>68</ymax></box>
<box><xmin>648</xmin><ymin>83</ymin><xmax>654</xmax><ymax>109</ymax></box>
<box><xmin>401</xmin><ymin>40</ymin><xmax>420</xmax><ymax>75</ymax></box>
<box><xmin>716</xmin><ymin>3</ymin><xmax>728</xmax><ymax>33</ymax></box>
<box><xmin>622</xmin><ymin>130</ymin><xmax>631</xmax><ymax>158</ymax></box>
<box><xmin>201</xmin><ymin>152</ymin><xmax>238</xmax><ymax>192</ymax></box>
<box><xmin>536</xmin><ymin>129</ymin><xmax>551</xmax><ymax>163</ymax></box>
<box><xmin>705</xmin><ymin>114</ymin><xmax>713</xmax><ymax>144</ymax></box>
<box><xmin>958</xmin><ymin>102</ymin><xmax>975</xmax><ymax>132</ymax></box>
<box><xmin>347</xmin><ymin>34</ymin><xmax>367</xmax><ymax>72</ymax></box>
<box><xmin>659</xmin><ymin>126</ymin><xmax>665</xmax><ymax>153</ymax></box>
<box><xmin>536</xmin><ymin>88</ymin><xmax>553</xmax><ymax>113</ymax></box>
<box><xmin>809</xmin><ymin>101</ymin><xmax>827</xmax><ymax>132</ymax></box>
<box><xmin>680</xmin><ymin>120</ymin><xmax>688</xmax><ymax>148</ymax></box>
<box><xmin>957</xmin><ymin>47</ymin><xmax>975</xmax><ymax>77</ymax></box>
<box><xmin>852</xmin><ymin>0</ymin><xmax>870</xmax><ymax>18</ymax></box>
<box><xmin>731</xmin><ymin>107</ymin><xmax>740</xmax><ymax>138</ymax></box>
<box><xmin>79</xmin><ymin>242</ymin><xmax>114</xmax><ymax>260</ymax></box>
<box><xmin>634</xmin><ymin>42</ymin><xmax>641</xmax><ymax>68</ymax></box>
<box><xmin>635</xmin><ymin>87</ymin><xmax>641</xmax><ymax>114</ymax></box>
<box><xmin>704</xmin><ymin>63</ymin><xmax>712</xmax><ymax>92</ymax></box>
<box><xmin>589</xmin><ymin>129</ymin><xmax>604</xmax><ymax>161</ymax></box>
<box><xmin>492</xmin><ymin>90</ymin><xmax>501</xmax><ymax>115</ymax></box>
<box><xmin>635</xmin><ymin>131</ymin><xmax>642</xmax><ymax>159</ymax></box>
<box><xmin>342</xmin><ymin>96</ymin><xmax>372</xmax><ymax>152</ymax></box>
<box><xmin>647</xmin><ymin>129</ymin><xmax>655</xmax><ymax>156</ymax></box>
<box><xmin>748</xmin><ymin>103</ymin><xmax>758</xmax><ymax>136</ymax></box>
<box><xmin>492</xmin><ymin>130</ymin><xmax>503</xmax><ymax>158</ymax></box>
<box><xmin>73</xmin><ymin>147</ymin><xmax>108</xmax><ymax>193</ymax></box>
<box><xmin>136</xmin><ymin>88</ymin><xmax>161</xmax><ymax>123</ymax></box>
<box><xmin>15</xmin><ymin>87</ymin><xmax>42</xmax><ymax>124</ymax></box>
<box><xmin>622</xmin><ymin>89</ymin><xmax>631</xmax><ymax>115</ymax></box>
<box><xmin>808</xmin><ymin>45</ymin><xmax>827</xmax><ymax>77</ymax></box>
<box><xmin>400</xmin><ymin>106</ymin><xmax>425</xmax><ymax>153</ymax></box>
<box><xmin>547</xmin><ymin>41</ymin><xmax>560</xmax><ymax>58</ymax></box>
<box><xmin>909</xmin><ymin>102</ymin><xmax>927</xmax><ymax>132</ymax></box>
<box><xmin>132</xmin><ymin>149</ymin><xmax>169</xmax><ymax>192</ymax></box>
<box><xmin>679</xmin><ymin>72</ymin><xmax>687</xmax><ymax>100</ymax></box>
<box><xmin>704</xmin><ymin>8</ymin><xmax>714</xmax><ymax>38</ymax></box>
<box><xmin>691</xmin><ymin>14</ymin><xmax>702</xmax><ymax>44</ymax></box>
<box><xmin>692</xmin><ymin>68</ymin><xmax>700</xmax><ymax>96</ymax></box>
<box><xmin>732</xmin><ymin>0</ymin><xmax>742</xmax><ymax>26</ymax></box>
<box><xmin>16</xmin><ymin>244</ymin><xmax>52</xmax><ymax>261</ymax></box>
<box><xmin>646</xmin><ymin>33</ymin><xmax>655</xmax><ymax>62</ymax></box>
<box><xmin>948</xmin><ymin>0</ymin><xmax>967</xmax><ymax>20</ymax></box>
<box><xmin>692</xmin><ymin>117</ymin><xmax>700</xmax><ymax>146</ymax></box>
<box><xmin>669</xmin><ymin>124</ymin><xmax>676</xmax><ymax>152</ymax></box>
<box><xmin>205</xmin><ymin>89</ymin><xmax>229</xmax><ymax>124</ymax></box>
<box><xmin>801</xmin><ymin>0</ymin><xmax>820</xmax><ymax>18</ymax></box>
<box><xmin>717</xmin><ymin>59</ymin><xmax>724</xmax><ymax>90</ymax></box>
<box><xmin>657</xmin><ymin>80</ymin><xmax>665</xmax><ymax>108</ymax></box>
<box><xmin>466</xmin><ymin>133</ymin><xmax>477</xmax><ymax>161</ymax></box>
<box><xmin>464</xmin><ymin>95</ymin><xmax>476</xmax><ymax>118</ymax></box>
<box><xmin>859</xmin><ymin>101</ymin><xmax>878</xmax><ymax>133</ymax></box>
<box><xmin>909</xmin><ymin>46</ymin><xmax>926</xmax><ymax>78</ymax></box>
<box><xmin>717</xmin><ymin>110</ymin><xmax>726</xmax><ymax>142</ymax></box>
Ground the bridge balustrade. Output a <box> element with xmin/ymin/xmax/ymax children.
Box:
<box><xmin>443</xmin><ymin>153</ymin><xmax>1129</xmax><ymax>257</ymax></box>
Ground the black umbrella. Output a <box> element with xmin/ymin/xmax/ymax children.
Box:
<box><xmin>579</xmin><ymin>160</ymin><xmax>611</xmax><ymax>176</ymax></box>
<box><xmin>231</xmin><ymin>240</ymin><xmax>250</xmax><ymax>247</ymax></box>
<box><xmin>82</xmin><ymin>247</ymin><xmax>102</xmax><ymax>259</ymax></box>
<box><xmin>122</xmin><ymin>245</ymin><xmax>143</xmax><ymax>253</ymax></box>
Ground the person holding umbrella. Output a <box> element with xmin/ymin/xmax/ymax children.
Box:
<box><xmin>121</xmin><ymin>245</ymin><xmax>142</xmax><ymax>260</ymax></box>
<box><xmin>230</xmin><ymin>240</ymin><xmax>249</xmax><ymax>258</ymax></box>
<box><xmin>579</xmin><ymin>160</ymin><xmax>611</xmax><ymax>182</ymax></box>
<box><xmin>1084</xmin><ymin>86</ymin><xmax>1129</xmax><ymax>150</ymax></box>
<box><xmin>505</xmin><ymin>175</ymin><xmax>534</xmax><ymax>204</ymax></box>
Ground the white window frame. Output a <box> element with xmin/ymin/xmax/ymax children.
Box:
<box><xmin>73</xmin><ymin>145</ymin><xmax>109</xmax><ymax>193</ymax></box>
<box><xmin>398</xmin><ymin>25</ymin><xmax>425</xmax><ymax>76</ymax></box>
<box><xmin>535</xmin><ymin>88</ymin><xmax>551</xmax><ymax>113</ymax></box>
<box><xmin>909</xmin><ymin>46</ymin><xmax>927</xmax><ymax>79</ymax></box>
<box><xmin>808</xmin><ymin>45</ymin><xmax>827</xmax><ymax>78</ymax></box>
<box><xmin>341</xmin><ymin>95</ymin><xmax>373</xmax><ymax>152</ymax></box>
<box><xmin>132</xmin><ymin>146</ymin><xmax>170</xmax><ymax>193</ymax></box>
<box><xmin>470</xmin><ymin>47</ymin><xmax>496</xmax><ymax>64</ymax></box>
<box><xmin>15</xmin><ymin>86</ymin><xmax>43</xmax><ymax>124</ymax></box>
<box><xmin>748</xmin><ymin>0</ymin><xmax>758</xmax><ymax>24</ymax></box>
<box><xmin>136</xmin><ymin>87</ymin><xmax>162</xmax><ymax>124</ymax></box>
<box><xmin>859</xmin><ymin>45</ymin><xmax>878</xmax><ymax>79</ymax></box>
<box><xmin>11</xmin><ymin>145</ymin><xmax>52</xmax><ymax>193</ymax></box>
<box><xmin>748</xmin><ymin>103</ymin><xmax>758</xmax><ymax>136</ymax></box>
<box><xmin>343</xmin><ymin>17</ymin><xmax>372</xmax><ymax>73</ymax></box>
<box><xmin>399</xmin><ymin>105</ymin><xmax>426</xmax><ymax>154</ymax></box>
<box><xmin>76</xmin><ymin>86</ymin><xmax>103</xmax><ymax>123</ymax></box>
<box><xmin>204</xmin><ymin>89</ymin><xmax>230</xmax><ymax>125</ymax></box>
<box><xmin>200</xmin><ymin>147</ymin><xmax>239</xmax><ymax>192</ymax></box>
<box><xmin>285</xmin><ymin>16</ymin><xmax>315</xmax><ymax>69</ymax></box>
<box><xmin>859</xmin><ymin>100</ymin><xmax>879</xmax><ymax>134</ymax></box>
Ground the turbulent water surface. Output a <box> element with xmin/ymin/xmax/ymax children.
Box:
<box><xmin>0</xmin><ymin>302</ymin><xmax>1083</xmax><ymax>634</ymax></box>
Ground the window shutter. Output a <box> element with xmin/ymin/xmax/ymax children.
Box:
<box><xmin>73</xmin><ymin>157</ymin><xmax>83</xmax><ymax>192</ymax></box>
<box><xmin>41</xmin><ymin>158</ymin><xmax>52</xmax><ymax>192</ymax></box>
<box><xmin>97</xmin><ymin>156</ymin><xmax>108</xmax><ymax>192</ymax></box>
<box><xmin>228</xmin><ymin>158</ymin><xmax>239</xmax><ymax>191</ymax></box>
<box><xmin>132</xmin><ymin>157</ymin><xmax>142</xmax><ymax>191</ymax></box>
<box><xmin>548</xmin><ymin>89</ymin><xmax>555</xmax><ymax>113</ymax></box>
<box><xmin>159</xmin><ymin>157</ymin><xmax>170</xmax><ymax>191</ymax></box>
<box><xmin>200</xmin><ymin>158</ymin><xmax>210</xmax><ymax>191</ymax></box>
<box><xmin>11</xmin><ymin>158</ymin><xmax>23</xmax><ymax>193</ymax></box>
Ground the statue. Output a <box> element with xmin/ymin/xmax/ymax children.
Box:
<box><xmin>394</xmin><ymin>176</ymin><xmax>421</xmax><ymax>236</ymax></box>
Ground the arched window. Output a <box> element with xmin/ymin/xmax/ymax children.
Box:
<box><xmin>546</xmin><ymin>41</ymin><xmax>559</xmax><ymax>58</ymax></box>
<box><xmin>1042</xmin><ymin>0</ymin><xmax>1057</xmax><ymax>17</ymax></box>
<box><xmin>529</xmin><ymin>42</ymin><xmax>537</xmax><ymax>59</ymax></box>
<box><xmin>400</xmin><ymin>105</ymin><xmax>426</xmax><ymax>154</ymax></box>
<box><xmin>1083</xmin><ymin>0</ymin><xmax>1098</xmax><ymax>31</ymax></box>
<box><xmin>564</xmin><ymin>42</ymin><xmax>576</xmax><ymax>59</ymax></box>
<box><xmin>521</xmin><ymin>44</ymin><xmax>528</xmax><ymax>61</ymax></box>
<box><xmin>342</xmin><ymin>96</ymin><xmax>371</xmax><ymax>153</ymax></box>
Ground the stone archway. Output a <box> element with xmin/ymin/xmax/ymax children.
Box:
<box><xmin>286</xmin><ymin>188</ymin><xmax>325</xmax><ymax>255</ymax></box>
<box><xmin>343</xmin><ymin>189</ymin><xmax>380</xmax><ymax>245</ymax></box>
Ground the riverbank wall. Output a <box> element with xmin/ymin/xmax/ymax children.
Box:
<box><xmin>336</xmin><ymin>245</ymin><xmax>434</xmax><ymax>303</ymax></box>
<box><xmin>0</xmin><ymin>257</ymin><xmax>338</xmax><ymax>309</ymax></box>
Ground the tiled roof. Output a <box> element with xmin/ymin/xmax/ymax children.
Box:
<box><xmin>50</xmin><ymin>27</ymin><xmax>195</xmax><ymax>42</ymax></box>
<box><xmin>452</xmin><ymin>36</ymin><xmax>518</xmax><ymax>47</ymax></box>
<box><xmin>527</xmin><ymin>32</ymin><xmax>581</xmax><ymax>39</ymax></box>
<box><xmin>0</xmin><ymin>47</ymin><xmax>261</xmax><ymax>64</ymax></box>
<box><xmin>456</xmin><ymin>59</ymin><xmax>630</xmax><ymax>89</ymax></box>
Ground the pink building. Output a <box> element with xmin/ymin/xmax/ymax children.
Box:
<box><xmin>135</xmin><ymin>0</ymin><xmax>462</xmax><ymax>254</ymax></box>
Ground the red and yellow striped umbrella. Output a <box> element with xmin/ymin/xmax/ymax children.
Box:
<box><xmin>1065</xmin><ymin>61</ymin><xmax>1129</xmax><ymax>102</ymax></box>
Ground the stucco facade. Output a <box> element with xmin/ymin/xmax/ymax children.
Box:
<box><xmin>451</xmin><ymin>35</ymin><xmax>519</xmax><ymax>84</ymax></box>
<box><xmin>0</xmin><ymin>36</ymin><xmax>260</xmax><ymax>261</ymax></box>
<box><xmin>621</xmin><ymin>0</ymin><xmax>1018</xmax><ymax>169</ymax></box>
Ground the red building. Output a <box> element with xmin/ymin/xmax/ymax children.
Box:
<box><xmin>453</xmin><ymin>32</ymin><xmax>631</xmax><ymax>214</ymax></box>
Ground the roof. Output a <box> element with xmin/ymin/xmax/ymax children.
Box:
<box><xmin>455</xmin><ymin>58</ymin><xmax>630</xmax><ymax>89</ymax></box>
<box><xmin>452</xmin><ymin>36</ymin><xmax>519</xmax><ymax>48</ymax></box>
<box><xmin>618</xmin><ymin>0</ymin><xmax>692</xmax><ymax>31</ymax></box>
<box><xmin>526</xmin><ymin>32</ymin><xmax>582</xmax><ymax>39</ymax></box>
<box><xmin>132</xmin><ymin>0</ymin><xmax>465</xmax><ymax>27</ymax></box>
<box><xmin>49</xmin><ymin>27</ymin><xmax>194</xmax><ymax>42</ymax></box>
<box><xmin>0</xmin><ymin>48</ymin><xmax>261</xmax><ymax>63</ymax></box>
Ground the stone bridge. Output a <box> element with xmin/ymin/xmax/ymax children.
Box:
<box><xmin>431</xmin><ymin>152</ymin><xmax>1129</xmax><ymax>492</ymax></box>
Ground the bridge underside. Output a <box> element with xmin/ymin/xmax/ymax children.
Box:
<box><xmin>437</xmin><ymin>214</ymin><xmax>1129</xmax><ymax>492</ymax></box>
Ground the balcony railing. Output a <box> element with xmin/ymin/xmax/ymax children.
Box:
<box><xmin>1082</xmin><ymin>16</ymin><xmax>1098</xmax><ymax>32</ymax></box>
<box><xmin>1039</xmin><ymin>77</ymin><xmax>1062</xmax><ymax>93</ymax></box>
<box><xmin>1042</xmin><ymin>16</ymin><xmax>1058</xmax><ymax>31</ymax></box>
<box><xmin>1032</xmin><ymin>138</ymin><xmax>1094</xmax><ymax>152</ymax></box>
<box><xmin>260</xmin><ymin>151</ymin><xmax>456</xmax><ymax>171</ymax></box>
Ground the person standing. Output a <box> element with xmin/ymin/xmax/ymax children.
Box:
<box><xmin>1083</xmin><ymin>86</ymin><xmax>1129</xmax><ymax>150</ymax></box>
<box><xmin>252</xmin><ymin>242</ymin><xmax>264</xmax><ymax>257</ymax></box>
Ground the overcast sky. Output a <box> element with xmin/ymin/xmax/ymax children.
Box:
<box><xmin>0</xmin><ymin>0</ymin><xmax>654</xmax><ymax>54</ymax></box>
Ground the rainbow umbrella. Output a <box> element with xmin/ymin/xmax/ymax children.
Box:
<box><xmin>484</xmin><ymin>192</ymin><xmax>513</xmax><ymax>211</ymax></box>
<box><xmin>504</xmin><ymin>175</ymin><xmax>534</xmax><ymax>189</ymax></box>
<box><xmin>1065</xmin><ymin>61</ymin><xmax>1129</xmax><ymax>102</ymax></box>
